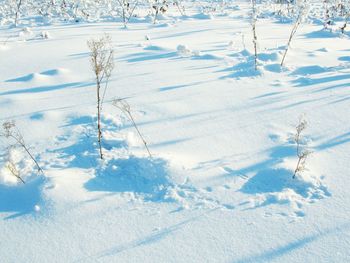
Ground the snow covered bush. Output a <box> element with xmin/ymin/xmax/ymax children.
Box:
<box><xmin>323</xmin><ymin>0</ymin><xmax>350</xmax><ymax>29</ymax></box>
<box><xmin>148</xmin><ymin>0</ymin><xmax>169</xmax><ymax>23</ymax></box>
<box><xmin>177</xmin><ymin>44</ymin><xmax>192</xmax><ymax>57</ymax></box>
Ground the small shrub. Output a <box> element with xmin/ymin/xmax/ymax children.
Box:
<box><xmin>293</xmin><ymin>115</ymin><xmax>311</xmax><ymax>179</ymax></box>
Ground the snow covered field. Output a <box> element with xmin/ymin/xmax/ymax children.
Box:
<box><xmin>1</xmin><ymin>1</ymin><xmax>350</xmax><ymax>262</ymax></box>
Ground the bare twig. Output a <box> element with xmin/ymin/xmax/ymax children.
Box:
<box><xmin>6</xmin><ymin>160</ymin><xmax>25</xmax><ymax>184</ymax></box>
<box><xmin>251</xmin><ymin>0</ymin><xmax>258</xmax><ymax>70</ymax></box>
<box><xmin>15</xmin><ymin>0</ymin><xmax>23</xmax><ymax>26</ymax></box>
<box><xmin>116</xmin><ymin>0</ymin><xmax>139</xmax><ymax>28</ymax></box>
<box><xmin>113</xmin><ymin>99</ymin><xmax>152</xmax><ymax>158</ymax></box>
<box><xmin>281</xmin><ymin>7</ymin><xmax>305</xmax><ymax>67</ymax></box>
<box><xmin>174</xmin><ymin>0</ymin><xmax>186</xmax><ymax>16</ymax></box>
<box><xmin>1</xmin><ymin>121</ymin><xmax>44</xmax><ymax>183</ymax></box>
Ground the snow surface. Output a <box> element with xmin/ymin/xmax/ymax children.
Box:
<box><xmin>1</xmin><ymin>2</ymin><xmax>350</xmax><ymax>263</ymax></box>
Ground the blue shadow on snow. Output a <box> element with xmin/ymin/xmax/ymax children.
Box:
<box><xmin>0</xmin><ymin>176</ymin><xmax>45</xmax><ymax>220</ymax></box>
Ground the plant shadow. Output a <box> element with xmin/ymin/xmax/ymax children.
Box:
<box><xmin>234</xmin><ymin>141</ymin><xmax>330</xmax><ymax>209</ymax></box>
<box><xmin>84</xmin><ymin>156</ymin><xmax>172</xmax><ymax>201</ymax></box>
<box><xmin>55</xmin><ymin>115</ymin><xmax>173</xmax><ymax>201</ymax></box>
<box><xmin>0</xmin><ymin>176</ymin><xmax>45</xmax><ymax>220</ymax></box>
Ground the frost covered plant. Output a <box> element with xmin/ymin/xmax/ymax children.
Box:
<box><xmin>117</xmin><ymin>0</ymin><xmax>139</xmax><ymax>28</ymax></box>
<box><xmin>340</xmin><ymin>12</ymin><xmax>349</xmax><ymax>33</ymax></box>
<box><xmin>0</xmin><ymin>121</ymin><xmax>43</xmax><ymax>183</ymax></box>
<box><xmin>293</xmin><ymin>116</ymin><xmax>311</xmax><ymax>179</ymax></box>
<box><xmin>113</xmin><ymin>98</ymin><xmax>152</xmax><ymax>158</ymax></box>
<box><xmin>87</xmin><ymin>34</ymin><xmax>114</xmax><ymax>160</ymax></box>
<box><xmin>322</xmin><ymin>0</ymin><xmax>350</xmax><ymax>28</ymax></box>
<box><xmin>6</xmin><ymin>159</ymin><xmax>24</xmax><ymax>184</ymax></box>
<box><xmin>280</xmin><ymin>5</ymin><xmax>307</xmax><ymax>67</ymax></box>
<box><xmin>149</xmin><ymin>0</ymin><xmax>168</xmax><ymax>24</ymax></box>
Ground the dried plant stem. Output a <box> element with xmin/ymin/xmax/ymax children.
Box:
<box><xmin>1</xmin><ymin>121</ymin><xmax>44</xmax><ymax>183</ymax></box>
<box><xmin>15</xmin><ymin>0</ymin><xmax>23</xmax><ymax>26</ymax></box>
<box><xmin>6</xmin><ymin>161</ymin><xmax>25</xmax><ymax>184</ymax></box>
<box><xmin>116</xmin><ymin>0</ymin><xmax>139</xmax><ymax>28</ymax></box>
<box><xmin>88</xmin><ymin>34</ymin><xmax>114</xmax><ymax>159</ymax></box>
<box><xmin>96</xmin><ymin>77</ymin><xmax>103</xmax><ymax>159</ymax></box>
<box><xmin>251</xmin><ymin>0</ymin><xmax>258</xmax><ymax>70</ymax></box>
<box><xmin>281</xmin><ymin>9</ymin><xmax>303</xmax><ymax>67</ymax></box>
<box><xmin>128</xmin><ymin>111</ymin><xmax>152</xmax><ymax>158</ymax></box>
<box><xmin>113</xmin><ymin>99</ymin><xmax>152</xmax><ymax>158</ymax></box>
<box><xmin>10</xmin><ymin>134</ymin><xmax>43</xmax><ymax>174</ymax></box>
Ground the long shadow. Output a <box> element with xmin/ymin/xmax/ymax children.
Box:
<box><xmin>235</xmin><ymin>145</ymin><xmax>294</xmax><ymax>177</ymax></box>
<box><xmin>292</xmin><ymin>74</ymin><xmax>350</xmax><ymax>87</ymax></box>
<box><xmin>312</xmin><ymin>82</ymin><xmax>350</xmax><ymax>93</ymax></box>
<box><xmin>339</xmin><ymin>56</ymin><xmax>350</xmax><ymax>62</ymax></box>
<box><xmin>0</xmin><ymin>82</ymin><xmax>93</xmax><ymax>96</ymax></box>
<box><xmin>154</xmin><ymin>28</ymin><xmax>213</xmax><ymax>40</ymax></box>
<box><xmin>236</xmin><ymin>143</ymin><xmax>330</xmax><ymax>206</ymax></box>
<box><xmin>0</xmin><ymin>176</ymin><xmax>45</xmax><ymax>220</ymax></box>
<box><xmin>304</xmin><ymin>29</ymin><xmax>337</xmax><ymax>39</ymax></box>
<box><xmin>252</xmin><ymin>92</ymin><xmax>285</xmax><ymax>100</ymax></box>
<box><xmin>73</xmin><ymin>208</ymin><xmax>219</xmax><ymax>262</ymax></box>
<box><xmin>52</xmin><ymin>115</ymin><xmax>124</xmax><ymax>169</ymax></box>
<box><xmin>159</xmin><ymin>84</ymin><xmax>189</xmax><ymax>92</ymax></box>
<box><xmin>5</xmin><ymin>69</ymin><xmax>64</xmax><ymax>82</ymax></box>
<box><xmin>54</xmin><ymin>115</ymin><xmax>173</xmax><ymax>201</ymax></box>
<box><xmin>329</xmin><ymin>95</ymin><xmax>350</xmax><ymax>104</ymax></box>
<box><xmin>233</xmin><ymin>223</ymin><xmax>350</xmax><ymax>263</ymax></box>
<box><xmin>316</xmin><ymin>132</ymin><xmax>350</xmax><ymax>150</ymax></box>
<box><xmin>158</xmin><ymin>81</ymin><xmax>202</xmax><ymax>92</ymax></box>
<box><xmin>240</xmin><ymin>168</ymin><xmax>314</xmax><ymax>199</ymax></box>
<box><xmin>5</xmin><ymin>73</ymin><xmax>36</xmax><ymax>82</ymax></box>
<box><xmin>121</xmin><ymin>51</ymin><xmax>177</xmax><ymax>63</ymax></box>
<box><xmin>291</xmin><ymin>65</ymin><xmax>328</xmax><ymax>76</ymax></box>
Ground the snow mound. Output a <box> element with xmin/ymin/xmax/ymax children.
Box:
<box><xmin>52</xmin><ymin>115</ymin><xmax>178</xmax><ymax>202</ymax></box>
<box><xmin>191</xmin><ymin>13</ymin><xmax>213</xmax><ymax>20</ymax></box>
<box><xmin>224</xmin><ymin>49</ymin><xmax>264</xmax><ymax>78</ymax></box>
<box><xmin>18</xmin><ymin>27</ymin><xmax>33</xmax><ymax>40</ymax></box>
<box><xmin>237</xmin><ymin>131</ymin><xmax>331</xmax><ymax>217</ymax></box>
<box><xmin>0</xmin><ymin>147</ymin><xmax>38</xmax><ymax>186</ymax></box>
<box><xmin>241</xmin><ymin>168</ymin><xmax>330</xmax><ymax>214</ymax></box>
<box><xmin>177</xmin><ymin>44</ymin><xmax>192</xmax><ymax>57</ymax></box>
<box><xmin>5</xmin><ymin>68</ymin><xmax>68</xmax><ymax>82</ymax></box>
